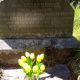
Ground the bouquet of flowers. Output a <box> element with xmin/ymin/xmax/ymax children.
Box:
<box><xmin>18</xmin><ymin>52</ymin><xmax>45</xmax><ymax>80</ymax></box>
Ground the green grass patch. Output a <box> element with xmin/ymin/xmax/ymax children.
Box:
<box><xmin>73</xmin><ymin>8</ymin><xmax>80</xmax><ymax>41</ymax></box>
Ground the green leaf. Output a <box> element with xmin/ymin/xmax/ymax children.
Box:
<box><xmin>36</xmin><ymin>61</ymin><xmax>43</xmax><ymax>66</ymax></box>
<box><xmin>26</xmin><ymin>58</ymin><xmax>31</xmax><ymax>65</ymax></box>
<box><xmin>31</xmin><ymin>59</ymin><xmax>36</xmax><ymax>68</ymax></box>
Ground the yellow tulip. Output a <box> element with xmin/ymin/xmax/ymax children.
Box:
<box><xmin>33</xmin><ymin>65</ymin><xmax>38</xmax><ymax>73</ymax></box>
<box><xmin>40</xmin><ymin>65</ymin><xmax>45</xmax><ymax>71</ymax></box>
<box><xmin>25</xmin><ymin>52</ymin><xmax>30</xmax><ymax>58</ymax></box>
<box><xmin>21</xmin><ymin>56</ymin><xmax>26</xmax><ymax>62</ymax></box>
<box><xmin>30</xmin><ymin>53</ymin><xmax>35</xmax><ymax>60</ymax></box>
<box><xmin>40</xmin><ymin>54</ymin><xmax>44</xmax><ymax>60</ymax></box>
<box><xmin>18</xmin><ymin>59</ymin><xmax>23</xmax><ymax>66</ymax></box>
<box><xmin>22</xmin><ymin>63</ymin><xmax>28</xmax><ymax>68</ymax></box>
<box><xmin>37</xmin><ymin>55</ymin><xmax>42</xmax><ymax>62</ymax></box>
<box><xmin>23</xmin><ymin>64</ymin><xmax>31</xmax><ymax>73</ymax></box>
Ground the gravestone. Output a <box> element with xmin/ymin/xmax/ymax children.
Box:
<box><xmin>0</xmin><ymin>0</ymin><xmax>79</xmax><ymax>66</ymax></box>
<box><xmin>0</xmin><ymin>0</ymin><xmax>74</xmax><ymax>38</ymax></box>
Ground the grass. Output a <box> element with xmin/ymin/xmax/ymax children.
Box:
<box><xmin>73</xmin><ymin>7</ymin><xmax>80</xmax><ymax>41</ymax></box>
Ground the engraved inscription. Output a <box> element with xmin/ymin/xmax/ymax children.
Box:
<box><xmin>0</xmin><ymin>0</ymin><xmax>74</xmax><ymax>38</ymax></box>
<box><xmin>11</xmin><ymin>2</ymin><xmax>60</xmax><ymax>8</ymax></box>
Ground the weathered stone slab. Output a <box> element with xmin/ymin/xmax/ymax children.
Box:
<box><xmin>0</xmin><ymin>0</ymin><xmax>74</xmax><ymax>38</ymax></box>
<box><xmin>0</xmin><ymin>37</ymin><xmax>79</xmax><ymax>65</ymax></box>
<box><xmin>0</xmin><ymin>37</ymin><xmax>79</xmax><ymax>50</ymax></box>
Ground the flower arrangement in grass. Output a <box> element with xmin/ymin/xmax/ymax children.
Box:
<box><xmin>18</xmin><ymin>52</ymin><xmax>45</xmax><ymax>79</ymax></box>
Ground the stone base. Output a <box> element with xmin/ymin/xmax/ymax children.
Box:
<box><xmin>0</xmin><ymin>37</ymin><xmax>80</xmax><ymax>66</ymax></box>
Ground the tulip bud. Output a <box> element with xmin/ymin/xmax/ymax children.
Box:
<box><xmin>40</xmin><ymin>54</ymin><xmax>44</xmax><ymax>60</ymax></box>
<box><xmin>22</xmin><ymin>63</ymin><xmax>28</xmax><ymax>69</ymax></box>
<box><xmin>40</xmin><ymin>65</ymin><xmax>45</xmax><ymax>71</ymax></box>
<box><xmin>23</xmin><ymin>64</ymin><xmax>31</xmax><ymax>73</ymax></box>
<box><xmin>25</xmin><ymin>52</ymin><xmax>30</xmax><ymax>58</ymax></box>
<box><xmin>37</xmin><ymin>55</ymin><xmax>42</xmax><ymax>62</ymax></box>
<box><xmin>21</xmin><ymin>56</ymin><xmax>26</xmax><ymax>62</ymax></box>
<box><xmin>18</xmin><ymin>59</ymin><xmax>23</xmax><ymax>66</ymax></box>
<box><xmin>33</xmin><ymin>65</ymin><xmax>38</xmax><ymax>73</ymax></box>
<box><xmin>30</xmin><ymin>53</ymin><xmax>35</xmax><ymax>60</ymax></box>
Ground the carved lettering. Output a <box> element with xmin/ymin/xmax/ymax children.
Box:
<box><xmin>0</xmin><ymin>0</ymin><xmax>74</xmax><ymax>38</ymax></box>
